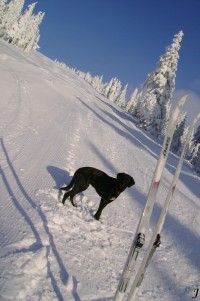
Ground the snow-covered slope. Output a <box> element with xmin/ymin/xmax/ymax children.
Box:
<box><xmin>0</xmin><ymin>40</ymin><xmax>199</xmax><ymax>301</ymax></box>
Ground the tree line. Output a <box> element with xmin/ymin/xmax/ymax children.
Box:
<box><xmin>72</xmin><ymin>31</ymin><xmax>200</xmax><ymax>175</ymax></box>
<box><xmin>0</xmin><ymin>3</ymin><xmax>199</xmax><ymax>175</ymax></box>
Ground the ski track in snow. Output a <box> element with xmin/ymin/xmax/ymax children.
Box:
<box><xmin>0</xmin><ymin>40</ymin><xmax>200</xmax><ymax>301</ymax></box>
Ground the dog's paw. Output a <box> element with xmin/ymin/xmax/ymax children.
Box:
<box><xmin>71</xmin><ymin>202</ymin><xmax>77</xmax><ymax>208</ymax></box>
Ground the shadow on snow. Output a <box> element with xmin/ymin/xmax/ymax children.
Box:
<box><xmin>0</xmin><ymin>138</ymin><xmax>81</xmax><ymax>301</ymax></box>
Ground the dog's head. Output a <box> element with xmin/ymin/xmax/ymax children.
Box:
<box><xmin>116</xmin><ymin>173</ymin><xmax>135</xmax><ymax>192</ymax></box>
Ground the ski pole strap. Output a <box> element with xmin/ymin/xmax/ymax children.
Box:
<box><xmin>153</xmin><ymin>233</ymin><xmax>161</xmax><ymax>248</ymax></box>
<box><xmin>136</xmin><ymin>234</ymin><xmax>161</xmax><ymax>288</ymax></box>
<box><xmin>136</xmin><ymin>233</ymin><xmax>145</xmax><ymax>248</ymax></box>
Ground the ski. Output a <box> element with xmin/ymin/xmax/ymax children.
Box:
<box><xmin>126</xmin><ymin>111</ymin><xmax>200</xmax><ymax>301</ymax></box>
<box><xmin>113</xmin><ymin>92</ymin><xmax>188</xmax><ymax>301</ymax></box>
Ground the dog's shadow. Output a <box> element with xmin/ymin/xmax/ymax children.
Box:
<box><xmin>47</xmin><ymin>166</ymin><xmax>71</xmax><ymax>189</ymax></box>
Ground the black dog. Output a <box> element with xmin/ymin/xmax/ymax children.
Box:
<box><xmin>59</xmin><ymin>167</ymin><xmax>135</xmax><ymax>220</ymax></box>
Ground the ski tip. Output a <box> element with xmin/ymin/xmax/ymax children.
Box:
<box><xmin>175</xmin><ymin>91</ymin><xmax>189</xmax><ymax>108</ymax></box>
<box><xmin>194</xmin><ymin>111</ymin><xmax>200</xmax><ymax>120</ymax></box>
<box><xmin>190</xmin><ymin>111</ymin><xmax>200</xmax><ymax>128</ymax></box>
<box><xmin>180</xmin><ymin>91</ymin><xmax>189</xmax><ymax>100</ymax></box>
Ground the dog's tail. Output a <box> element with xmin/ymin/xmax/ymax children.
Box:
<box><xmin>60</xmin><ymin>174</ymin><xmax>75</xmax><ymax>191</ymax></box>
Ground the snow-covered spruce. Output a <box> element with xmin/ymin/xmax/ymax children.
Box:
<box><xmin>0</xmin><ymin>0</ymin><xmax>44</xmax><ymax>52</ymax></box>
<box><xmin>190</xmin><ymin>124</ymin><xmax>200</xmax><ymax>174</ymax></box>
<box><xmin>138</xmin><ymin>31</ymin><xmax>184</xmax><ymax>137</ymax></box>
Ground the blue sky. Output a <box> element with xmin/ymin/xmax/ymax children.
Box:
<box><xmin>25</xmin><ymin>0</ymin><xmax>200</xmax><ymax>101</ymax></box>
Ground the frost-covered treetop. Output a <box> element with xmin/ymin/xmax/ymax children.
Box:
<box><xmin>138</xmin><ymin>31</ymin><xmax>184</xmax><ymax>136</ymax></box>
<box><xmin>0</xmin><ymin>0</ymin><xmax>44</xmax><ymax>52</ymax></box>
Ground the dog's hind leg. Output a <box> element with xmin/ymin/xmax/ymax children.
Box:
<box><xmin>64</xmin><ymin>181</ymin><xmax>89</xmax><ymax>206</ymax></box>
<box><xmin>62</xmin><ymin>182</ymin><xmax>89</xmax><ymax>206</ymax></box>
<box><xmin>69</xmin><ymin>183</ymin><xmax>90</xmax><ymax>207</ymax></box>
<box><xmin>61</xmin><ymin>191</ymin><xmax>71</xmax><ymax>204</ymax></box>
<box><xmin>61</xmin><ymin>190</ymin><xmax>78</xmax><ymax>207</ymax></box>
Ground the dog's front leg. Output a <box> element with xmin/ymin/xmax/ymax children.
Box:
<box><xmin>94</xmin><ymin>198</ymin><xmax>113</xmax><ymax>220</ymax></box>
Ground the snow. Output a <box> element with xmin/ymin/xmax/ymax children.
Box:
<box><xmin>0</xmin><ymin>39</ymin><xmax>199</xmax><ymax>301</ymax></box>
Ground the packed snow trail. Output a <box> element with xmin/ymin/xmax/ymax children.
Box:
<box><xmin>0</xmin><ymin>40</ymin><xmax>200</xmax><ymax>301</ymax></box>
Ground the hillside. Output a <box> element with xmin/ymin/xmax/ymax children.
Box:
<box><xmin>0</xmin><ymin>40</ymin><xmax>199</xmax><ymax>301</ymax></box>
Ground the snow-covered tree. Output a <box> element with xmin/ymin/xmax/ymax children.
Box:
<box><xmin>190</xmin><ymin>143</ymin><xmax>200</xmax><ymax>175</ymax></box>
<box><xmin>103</xmin><ymin>77</ymin><xmax>122</xmax><ymax>102</ymax></box>
<box><xmin>125</xmin><ymin>88</ymin><xmax>140</xmax><ymax>116</ymax></box>
<box><xmin>4</xmin><ymin>0</ymin><xmax>28</xmax><ymax>46</ymax></box>
<box><xmin>103</xmin><ymin>78</ymin><xmax>113</xmax><ymax>98</ymax></box>
<box><xmin>91</xmin><ymin>75</ymin><xmax>103</xmax><ymax>93</ymax></box>
<box><xmin>54</xmin><ymin>59</ymin><xmax>67</xmax><ymax>68</ymax></box>
<box><xmin>84</xmin><ymin>72</ymin><xmax>92</xmax><ymax>84</ymax></box>
<box><xmin>171</xmin><ymin>112</ymin><xmax>187</xmax><ymax>153</ymax></box>
<box><xmin>1</xmin><ymin>0</ymin><xmax>24</xmax><ymax>40</ymax></box>
<box><xmin>10</xmin><ymin>3</ymin><xmax>44</xmax><ymax>52</ymax></box>
<box><xmin>190</xmin><ymin>125</ymin><xmax>200</xmax><ymax>174</ymax></box>
<box><xmin>76</xmin><ymin>70</ymin><xmax>86</xmax><ymax>79</ymax></box>
<box><xmin>24</xmin><ymin>11</ymin><xmax>44</xmax><ymax>52</ymax></box>
<box><xmin>115</xmin><ymin>84</ymin><xmax>128</xmax><ymax>108</ymax></box>
<box><xmin>0</xmin><ymin>0</ymin><xmax>7</xmax><ymax>36</ymax></box>
<box><xmin>0</xmin><ymin>0</ymin><xmax>6</xmax><ymax>17</ymax></box>
<box><xmin>138</xmin><ymin>31</ymin><xmax>184</xmax><ymax>137</ymax></box>
<box><xmin>137</xmin><ymin>90</ymin><xmax>158</xmax><ymax>132</ymax></box>
<box><xmin>0</xmin><ymin>0</ymin><xmax>44</xmax><ymax>52</ymax></box>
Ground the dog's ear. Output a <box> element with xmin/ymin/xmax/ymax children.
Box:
<box><xmin>117</xmin><ymin>173</ymin><xmax>124</xmax><ymax>182</ymax></box>
<box><xmin>116</xmin><ymin>173</ymin><xmax>124</xmax><ymax>190</ymax></box>
<box><xmin>128</xmin><ymin>176</ymin><xmax>135</xmax><ymax>187</ymax></box>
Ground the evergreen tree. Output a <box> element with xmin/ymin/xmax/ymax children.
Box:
<box><xmin>24</xmin><ymin>11</ymin><xmax>44</xmax><ymax>52</ymax></box>
<box><xmin>138</xmin><ymin>31</ymin><xmax>184</xmax><ymax>137</ymax></box>
<box><xmin>194</xmin><ymin>147</ymin><xmax>200</xmax><ymax>175</ymax></box>
<box><xmin>138</xmin><ymin>90</ymin><xmax>159</xmax><ymax>132</ymax></box>
<box><xmin>76</xmin><ymin>70</ymin><xmax>86</xmax><ymax>79</ymax></box>
<box><xmin>193</xmin><ymin>125</ymin><xmax>200</xmax><ymax>145</ymax></box>
<box><xmin>0</xmin><ymin>1</ymin><xmax>44</xmax><ymax>52</ymax></box>
<box><xmin>0</xmin><ymin>0</ymin><xmax>7</xmax><ymax>36</ymax></box>
<box><xmin>0</xmin><ymin>0</ymin><xmax>6</xmax><ymax>17</ymax></box>
<box><xmin>125</xmin><ymin>88</ymin><xmax>139</xmax><ymax>115</ymax></box>
<box><xmin>13</xmin><ymin>4</ymin><xmax>44</xmax><ymax>52</ymax></box>
<box><xmin>103</xmin><ymin>78</ymin><xmax>113</xmax><ymax>98</ymax></box>
<box><xmin>91</xmin><ymin>75</ymin><xmax>103</xmax><ymax>93</ymax></box>
<box><xmin>84</xmin><ymin>72</ymin><xmax>92</xmax><ymax>83</ymax></box>
<box><xmin>1</xmin><ymin>0</ymin><xmax>24</xmax><ymax>41</ymax></box>
<box><xmin>190</xmin><ymin>125</ymin><xmax>200</xmax><ymax>174</ymax></box>
<box><xmin>103</xmin><ymin>77</ymin><xmax>121</xmax><ymax>102</ymax></box>
<box><xmin>115</xmin><ymin>84</ymin><xmax>128</xmax><ymax>108</ymax></box>
<box><xmin>171</xmin><ymin>112</ymin><xmax>187</xmax><ymax>153</ymax></box>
